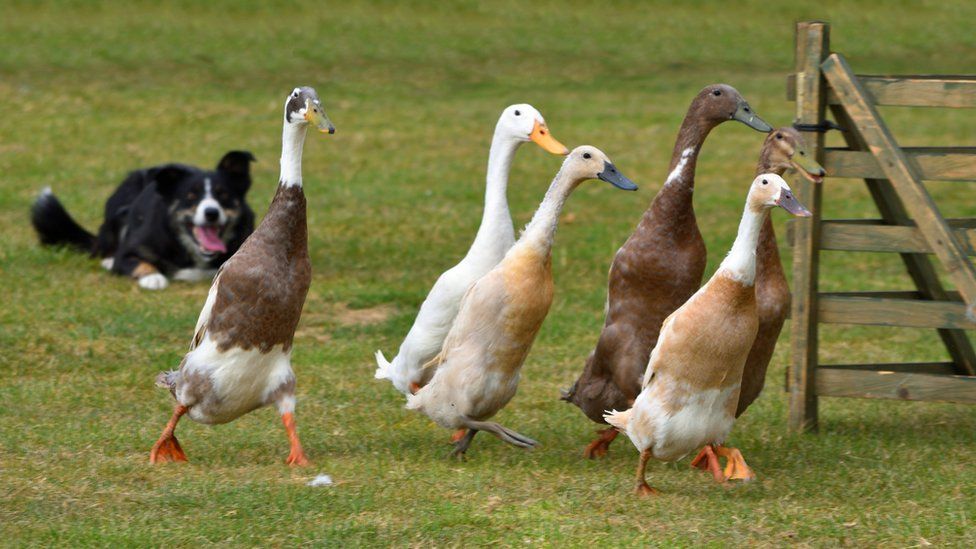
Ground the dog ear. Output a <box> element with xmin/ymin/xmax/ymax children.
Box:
<box><xmin>217</xmin><ymin>151</ymin><xmax>256</xmax><ymax>194</ymax></box>
<box><xmin>149</xmin><ymin>165</ymin><xmax>192</xmax><ymax>200</ymax></box>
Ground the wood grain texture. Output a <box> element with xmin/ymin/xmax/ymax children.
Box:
<box><xmin>816</xmin><ymin>369</ymin><xmax>976</xmax><ymax>404</ymax></box>
<box><xmin>827</xmin><ymin>103</ymin><xmax>976</xmax><ymax>376</ymax></box>
<box><xmin>822</xmin><ymin>53</ymin><xmax>976</xmax><ymax>311</ymax></box>
<box><xmin>818</xmin><ymin>295</ymin><xmax>976</xmax><ymax>330</ymax></box>
<box><xmin>823</xmin><ymin>147</ymin><xmax>976</xmax><ymax>181</ymax></box>
<box><xmin>787</xmin><ymin>74</ymin><xmax>976</xmax><ymax>108</ymax></box>
<box><xmin>817</xmin><ymin>221</ymin><xmax>976</xmax><ymax>255</ymax></box>
<box><xmin>788</xmin><ymin>20</ymin><xmax>829</xmax><ymax>433</ymax></box>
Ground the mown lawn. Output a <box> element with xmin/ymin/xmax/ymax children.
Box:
<box><xmin>1</xmin><ymin>0</ymin><xmax>974</xmax><ymax>546</ymax></box>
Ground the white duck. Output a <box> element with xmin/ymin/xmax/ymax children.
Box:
<box><xmin>605</xmin><ymin>173</ymin><xmax>810</xmax><ymax>495</ymax></box>
<box><xmin>408</xmin><ymin>146</ymin><xmax>638</xmax><ymax>456</ymax></box>
<box><xmin>375</xmin><ymin>104</ymin><xmax>568</xmax><ymax>396</ymax></box>
<box><xmin>149</xmin><ymin>87</ymin><xmax>333</xmax><ymax>465</ymax></box>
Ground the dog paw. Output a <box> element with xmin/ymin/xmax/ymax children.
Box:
<box><xmin>139</xmin><ymin>273</ymin><xmax>169</xmax><ymax>290</ymax></box>
<box><xmin>100</xmin><ymin>258</ymin><xmax>114</xmax><ymax>271</ymax></box>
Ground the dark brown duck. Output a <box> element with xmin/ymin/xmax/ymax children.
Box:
<box><xmin>562</xmin><ymin>84</ymin><xmax>771</xmax><ymax>458</ymax></box>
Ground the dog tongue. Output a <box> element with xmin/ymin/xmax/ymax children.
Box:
<box><xmin>194</xmin><ymin>226</ymin><xmax>227</xmax><ymax>253</ymax></box>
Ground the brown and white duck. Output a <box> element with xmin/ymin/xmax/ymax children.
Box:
<box><xmin>562</xmin><ymin>84</ymin><xmax>771</xmax><ymax>458</ymax></box>
<box><xmin>407</xmin><ymin>146</ymin><xmax>638</xmax><ymax>457</ymax></box>
<box><xmin>605</xmin><ymin>173</ymin><xmax>811</xmax><ymax>496</ymax></box>
<box><xmin>149</xmin><ymin>87</ymin><xmax>334</xmax><ymax>465</ymax></box>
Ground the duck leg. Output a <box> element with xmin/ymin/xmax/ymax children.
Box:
<box><xmin>150</xmin><ymin>405</ymin><xmax>189</xmax><ymax>463</ymax></box>
<box><xmin>450</xmin><ymin>429</ymin><xmax>468</xmax><ymax>443</ymax></box>
<box><xmin>280</xmin><ymin>412</ymin><xmax>310</xmax><ymax>467</ymax></box>
<box><xmin>635</xmin><ymin>448</ymin><xmax>659</xmax><ymax>497</ymax></box>
<box><xmin>714</xmin><ymin>446</ymin><xmax>755</xmax><ymax>481</ymax></box>
<box><xmin>450</xmin><ymin>428</ymin><xmax>478</xmax><ymax>458</ymax></box>
<box><xmin>689</xmin><ymin>445</ymin><xmax>725</xmax><ymax>484</ymax></box>
<box><xmin>461</xmin><ymin>416</ymin><xmax>538</xmax><ymax>449</ymax></box>
<box><xmin>582</xmin><ymin>427</ymin><xmax>619</xmax><ymax>459</ymax></box>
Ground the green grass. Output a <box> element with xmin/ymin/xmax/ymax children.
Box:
<box><xmin>2</xmin><ymin>0</ymin><xmax>975</xmax><ymax>545</ymax></box>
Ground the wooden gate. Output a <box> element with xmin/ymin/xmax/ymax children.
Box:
<box><xmin>786</xmin><ymin>20</ymin><xmax>976</xmax><ymax>432</ymax></box>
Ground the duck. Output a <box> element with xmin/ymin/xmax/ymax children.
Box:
<box><xmin>375</xmin><ymin>104</ymin><xmax>568</xmax><ymax>397</ymax></box>
<box><xmin>686</xmin><ymin>128</ymin><xmax>825</xmax><ymax>473</ymax></box>
<box><xmin>407</xmin><ymin>146</ymin><xmax>638</xmax><ymax>457</ymax></box>
<box><xmin>604</xmin><ymin>173</ymin><xmax>811</xmax><ymax>496</ymax></box>
<box><xmin>562</xmin><ymin>84</ymin><xmax>771</xmax><ymax>459</ymax></box>
<box><xmin>149</xmin><ymin>86</ymin><xmax>334</xmax><ymax>465</ymax></box>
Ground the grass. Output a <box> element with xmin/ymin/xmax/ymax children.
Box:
<box><xmin>2</xmin><ymin>0</ymin><xmax>975</xmax><ymax>545</ymax></box>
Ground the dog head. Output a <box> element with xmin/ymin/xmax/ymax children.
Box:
<box><xmin>151</xmin><ymin>151</ymin><xmax>256</xmax><ymax>263</ymax></box>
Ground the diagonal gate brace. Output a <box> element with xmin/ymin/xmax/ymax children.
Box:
<box><xmin>821</xmin><ymin>53</ymin><xmax>976</xmax><ymax>321</ymax></box>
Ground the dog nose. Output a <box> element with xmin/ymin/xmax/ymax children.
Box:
<box><xmin>204</xmin><ymin>207</ymin><xmax>220</xmax><ymax>222</ymax></box>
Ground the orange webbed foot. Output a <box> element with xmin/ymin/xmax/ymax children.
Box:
<box><xmin>450</xmin><ymin>428</ymin><xmax>467</xmax><ymax>443</ymax></box>
<box><xmin>582</xmin><ymin>428</ymin><xmax>619</xmax><ymax>459</ymax></box>
<box><xmin>635</xmin><ymin>481</ymin><xmax>660</xmax><ymax>497</ymax></box>
<box><xmin>150</xmin><ymin>434</ymin><xmax>188</xmax><ymax>463</ymax></box>
<box><xmin>716</xmin><ymin>446</ymin><xmax>755</xmax><ymax>482</ymax></box>
<box><xmin>285</xmin><ymin>448</ymin><xmax>311</xmax><ymax>467</ymax></box>
<box><xmin>689</xmin><ymin>445</ymin><xmax>725</xmax><ymax>484</ymax></box>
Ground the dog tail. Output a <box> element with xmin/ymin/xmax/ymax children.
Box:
<box><xmin>31</xmin><ymin>188</ymin><xmax>96</xmax><ymax>254</ymax></box>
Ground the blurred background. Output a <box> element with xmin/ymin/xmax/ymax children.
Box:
<box><xmin>1</xmin><ymin>1</ymin><xmax>974</xmax><ymax>545</ymax></box>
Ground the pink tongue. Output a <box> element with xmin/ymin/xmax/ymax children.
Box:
<box><xmin>194</xmin><ymin>226</ymin><xmax>227</xmax><ymax>253</ymax></box>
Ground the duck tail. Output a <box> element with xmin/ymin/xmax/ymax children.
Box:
<box><xmin>374</xmin><ymin>350</ymin><xmax>393</xmax><ymax>380</ymax></box>
<box><xmin>155</xmin><ymin>370</ymin><xmax>178</xmax><ymax>397</ymax></box>
<box><xmin>603</xmin><ymin>408</ymin><xmax>631</xmax><ymax>433</ymax></box>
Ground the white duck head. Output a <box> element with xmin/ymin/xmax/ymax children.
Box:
<box><xmin>748</xmin><ymin>173</ymin><xmax>811</xmax><ymax>216</ymax></box>
<box><xmin>495</xmin><ymin>104</ymin><xmax>568</xmax><ymax>155</ymax></box>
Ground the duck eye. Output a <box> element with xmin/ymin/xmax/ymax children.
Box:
<box><xmin>775</xmin><ymin>133</ymin><xmax>783</xmax><ymax>140</ymax></box>
<box><xmin>514</xmin><ymin>110</ymin><xmax>521</xmax><ymax>116</ymax></box>
<box><xmin>762</xmin><ymin>179</ymin><xmax>768</xmax><ymax>185</ymax></box>
<box><xmin>712</xmin><ymin>89</ymin><xmax>722</xmax><ymax>96</ymax></box>
<box><xmin>800</xmin><ymin>151</ymin><xmax>806</xmax><ymax>156</ymax></box>
<box><xmin>583</xmin><ymin>152</ymin><xmax>591</xmax><ymax>159</ymax></box>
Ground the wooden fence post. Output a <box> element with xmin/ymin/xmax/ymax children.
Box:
<box><xmin>789</xmin><ymin>21</ymin><xmax>829</xmax><ymax>433</ymax></box>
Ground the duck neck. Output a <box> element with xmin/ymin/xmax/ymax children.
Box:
<box><xmin>660</xmin><ymin>115</ymin><xmax>714</xmax><ymax>193</ymax></box>
<box><xmin>754</xmin><ymin>151</ymin><xmax>788</xmax><ymax>258</ymax></box>
<box><xmin>470</xmin><ymin>130</ymin><xmax>519</xmax><ymax>250</ymax></box>
<box><xmin>279</xmin><ymin>122</ymin><xmax>307</xmax><ymax>188</ymax></box>
<box><xmin>519</xmin><ymin>166</ymin><xmax>578</xmax><ymax>254</ymax></box>
<box><xmin>719</xmin><ymin>203</ymin><xmax>769</xmax><ymax>286</ymax></box>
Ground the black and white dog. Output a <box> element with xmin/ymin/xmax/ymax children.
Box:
<box><xmin>32</xmin><ymin>151</ymin><xmax>256</xmax><ymax>290</ymax></box>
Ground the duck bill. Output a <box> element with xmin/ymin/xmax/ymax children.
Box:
<box><xmin>777</xmin><ymin>191</ymin><xmax>812</xmax><ymax>217</ymax></box>
<box><xmin>731</xmin><ymin>101</ymin><xmax>772</xmax><ymax>132</ymax></box>
<box><xmin>791</xmin><ymin>153</ymin><xmax>826</xmax><ymax>183</ymax></box>
<box><xmin>304</xmin><ymin>103</ymin><xmax>336</xmax><ymax>134</ymax></box>
<box><xmin>597</xmin><ymin>161</ymin><xmax>639</xmax><ymax>191</ymax></box>
<box><xmin>529</xmin><ymin>120</ymin><xmax>569</xmax><ymax>155</ymax></box>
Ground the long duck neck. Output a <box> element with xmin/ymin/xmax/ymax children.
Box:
<box><xmin>470</xmin><ymin>130</ymin><xmax>519</xmax><ymax>250</ymax></box>
<box><xmin>519</xmin><ymin>166</ymin><xmax>579</xmax><ymax>256</ymax></box>
<box><xmin>660</xmin><ymin>115</ymin><xmax>715</xmax><ymax>193</ymax></box>
<box><xmin>754</xmin><ymin>149</ymin><xmax>788</xmax><ymax>268</ymax></box>
<box><xmin>262</xmin><ymin>122</ymin><xmax>309</xmax><ymax>258</ymax></box>
<box><xmin>719</xmin><ymin>202</ymin><xmax>769</xmax><ymax>286</ymax></box>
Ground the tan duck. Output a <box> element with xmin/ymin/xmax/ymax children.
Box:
<box><xmin>563</xmin><ymin>84</ymin><xmax>771</xmax><ymax>458</ymax></box>
<box><xmin>407</xmin><ymin>146</ymin><xmax>638</xmax><ymax>457</ymax></box>
<box><xmin>149</xmin><ymin>87</ymin><xmax>334</xmax><ymax>465</ymax></box>
<box><xmin>605</xmin><ymin>173</ymin><xmax>811</xmax><ymax>496</ymax></box>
